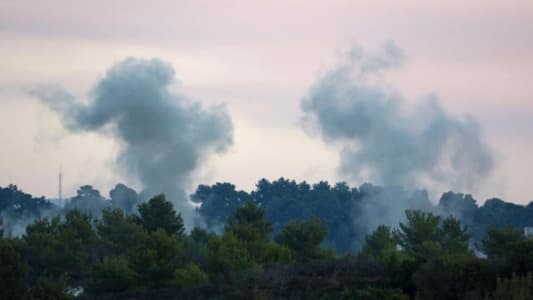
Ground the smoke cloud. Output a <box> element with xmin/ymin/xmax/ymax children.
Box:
<box><xmin>31</xmin><ymin>58</ymin><xmax>234</xmax><ymax>227</ymax></box>
<box><xmin>302</xmin><ymin>42</ymin><xmax>494</xmax><ymax>192</ymax></box>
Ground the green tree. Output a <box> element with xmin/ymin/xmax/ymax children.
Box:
<box><xmin>275</xmin><ymin>216</ymin><xmax>329</xmax><ymax>261</ymax></box>
<box><xmin>488</xmin><ymin>273</ymin><xmax>533</xmax><ymax>300</ymax></box>
<box><xmin>192</xmin><ymin>183</ymin><xmax>251</xmax><ymax>228</ymax></box>
<box><xmin>96</xmin><ymin>207</ymin><xmax>148</xmax><ymax>257</ymax></box>
<box><xmin>395</xmin><ymin>210</ymin><xmax>471</xmax><ymax>261</ymax></box>
<box><xmin>224</xmin><ymin>201</ymin><xmax>291</xmax><ymax>265</ymax></box>
<box><xmin>58</xmin><ymin>210</ymin><xmax>97</xmax><ymax>277</ymax></box>
<box><xmin>361</xmin><ymin>225</ymin><xmax>399</xmax><ymax>263</ymax></box>
<box><xmin>138</xmin><ymin>194</ymin><xmax>184</xmax><ymax>236</ymax></box>
<box><xmin>482</xmin><ymin>226</ymin><xmax>524</xmax><ymax>259</ymax></box>
<box><xmin>88</xmin><ymin>256</ymin><xmax>139</xmax><ymax>293</ymax></box>
<box><xmin>67</xmin><ymin>185</ymin><xmax>107</xmax><ymax>216</ymax></box>
<box><xmin>174</xmin><ymin>263</ymin><xmax>209</xmax><ymax>288</ymax></box>
<box><xmin>226</xmin><ymin>201</ymin><xmax>271</xmax><ymax>242</ymax></box>
<box><xmin>22</xmin><ymin>216</ymin><xmax>63</xmax><ymax>276</ymax></box>
<box><xmin>109</xmin><ymin>183</ymin><xmax>139</xmax><ymax>214</ymax></box>
<box><xmin>28</xmin><ymin>276</ymin><xmax>73</xmax><ymax>300</ymax></box>
<box><xmin>440</xmin><ymin>215</ymin><xmax>470</xmax><ymax>255</ymax></box>
<box><xmin>0</xmin><ymin>239</ymin><xmax>28</xmax><ymax>299</ymax></box>
<box><xmin>131</xmin><ymin>228</ymin><xmax>183</xmax><ymax>288</ymax></box>
<box><xmin>395</xmin><ymin>210</ymin><xmax>442</xmax><ymax>259</ymax></box>
<box><xmin>412</xmin><ymin>255</ymin><xmax>492</xmax><ymax>300</ymax></box>
<box><xmin>322</xmin><ymin>287</ymin><xmax>408</xmax><ymax>300</ymax></box>
<box><xmin>183</xmin><ymin>227</ymin><xmax>216</xmax><ymax>268</ymax></box>
<box><xmin>22</xmin><ymin>210</ymin><xmax>96</xmax><ymax>278</ymax></box>
<box><xmin>207</xmin><ymin>232</ymin><xmax>255</xmax><ymax>274</ymax></box>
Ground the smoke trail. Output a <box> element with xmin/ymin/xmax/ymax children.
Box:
<box><xmin>302</xmin><ymin>42</ymin><xmax>493</xmax><ymax>192</ymax></box>
<box><xmin>31</xmin><ymin>58</ymin><xmax>233</xmax><ymax>227</ymax></box>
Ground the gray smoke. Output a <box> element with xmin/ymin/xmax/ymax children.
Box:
<box><xmin>302</xmin><ymin>42</ymin><xmax>494</xmax><ymax>192</ymax></box>
<box><xmin>31</xmin><ymin>58</ymin><xmax>234</xmax><ymax>227</ymax></box>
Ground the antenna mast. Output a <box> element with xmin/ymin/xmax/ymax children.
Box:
<box><xmin>58</xmin><ymin>167</ymin><xmax>62</xmax><ymax>202</ymax></box>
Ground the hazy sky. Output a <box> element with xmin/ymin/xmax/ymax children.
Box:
<box><xmin>1</xmin><ymin>0</ymin><xmax>532</xmax><ymax>204</ymax></box>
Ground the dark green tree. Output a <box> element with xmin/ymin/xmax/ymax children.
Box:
<box><xmin>482</xmin><ymin>226</ymin><xmax>524</xmax><ymax>259</ymax></box>
<box><xmin>28</xmin><ymin>276</ymin><xmax>72</xmax><ymax>300</ymax></box>
<box><xmin>22</xmin><ymin>210</ymin><xmax>96</xmax><ymax>278</ymax></box>
<box><xmin>361</xmin><ymin>225</ymin><xmax>400</xmax><ymax>263</ymax></box>
<box><xmin>0</xmin><ymin>239</ymin><xmax>28</xmax><ymax>299</ymax></box>
<box><xmin>207</xmin><ymin>232</ymin><xmax>255</xmax><ymax>274</ymax></box>
<box><xmin>109</xmin><ymin>183</ymin><xmax>139</xmax><ymax>214</ymax></box>
<box><xmin>226</xmin><ymin>201</ymin><xmax>271</xmax><ymax>242</ymax></box>
<box><xmin>395</xmin><ymin>210</ymin><xmax>442</xmax><ymax>259</ymax></box>
<box><xmin>138</xmin><ymin>194</ymin><xmax>184</xmax><ymax>236</ymax></box>
<box><xmin>67</xmin><ymin>185</ymin><xmax>107</xmax><ymax>216</ymax></box>
<box><xmin>96</xmin><ymin>207</ymin><xmax>148</xmax><ymax>257</ymax></box>
<box><xmin>440</xmin><ymin>215</ymin><xmax>470</xmax><ymax>255</ymax></box>
<box><xmin>275</xmin><ymin>216</ymin><xmax>329</xmax><ymax>261</ymax></box>
<box><xmin>88</xmin><ymin>256</ymin><xmax>139</xmax><ymax>293</ymax></box>
<box><xmin>131</xmin><ymin>228</ymin><xmax>183</xmax><ymax>288</ymax></box>
<box><xmin>488</xmin><ymin>273</ymin><xmax>533</xmax><ymax>300</ymax></box>
<box><xmin>191</xmin><ymin>183</ymin><xmax>251</xmax><ymax>228</ymax></box>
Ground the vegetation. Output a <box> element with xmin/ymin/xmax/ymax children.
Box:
<box><xmin>0</xmin><ymin>181</ymin><xmax>533</xmax><ymax>299</ymax></box>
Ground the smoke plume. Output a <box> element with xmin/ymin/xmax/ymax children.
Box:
<box><xmin>31</xmin><ymin>58</ymin><xmax>234</xmax><ymax>227</ymax></box>
<box><xmin>302</xmin><ymin>42</ymin><xmax>494</xmax><ymax>192</ymax></box>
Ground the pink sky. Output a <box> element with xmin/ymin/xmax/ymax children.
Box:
<box><xmin>1</xmin><ymin>0</ymin><xmax>532</xmax><ymax>204</ymax></box>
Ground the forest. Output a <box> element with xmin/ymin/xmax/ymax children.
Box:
<box><xmin>1</xmin><ymin>179</ymin><xmax>533</xmax><ymax>299</ymax></box>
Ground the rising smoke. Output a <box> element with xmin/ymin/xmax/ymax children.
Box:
<box><xmin>301</xmin><ymin>42</ymin><xmax>494</xmax><ymax>236</ymax></box>
<box><xmin>31</xmin><ymin>58</ymin><xmax>234</xmax><ymax>227</ymax></box>
<box><xmin>302</xmin><ymin>42</ymin><xmax>494</xmax><ymax>192</ymax></box>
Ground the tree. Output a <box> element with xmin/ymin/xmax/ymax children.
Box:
<box><xmin>361</xmin><ymin>225</ymin><xmax>399</xmax><ymax>263</ymax></box>
<box><xmin>28</xmin><ymin>276</ymin><xmax>73</xmax><ymax>300</ymax></box>
<box><xmin>207</xmin><ymin>232</ymin><xmax>255</xmax><ymax>274</ymax></box>
<box><xmin>0</xmin><ymin>185</ymin><xmax>58</xmax><ymax>237</ymax></box>
<box><xmin>67</xmin><ymin>185</ymin><xmax>107</xmax><ymax>216</ymax></box>
<box><xmin>96</xmin><ymin>207</ymin><xmax>148</xmax><ymax>257</ymax></box>
<box><xmin>59</xmin><ymin>210</ymin><xmax>97</xmax><ymax>277</ymax></box>
<box><xmin>22</xmin><ymin>210</ymin><xmax>96</xmax><ymax>278</ymax></box>
<box><xmin>22</xmin><ymin>216</ymin><xmax>63</xmax><ymax>276</ymax></box>
<box><xmin>226</xmin><ymin>201</ymin><xmax>271</xmax><ymax>242</ymax></box>
<box><xmin>396</xmin><ymin>210</ymin><xmax>442</xmax><ymax>258</ymax></box>
<box><xmin>482</xmin><ymin>227</ymin><xmax>524</xmax><ymax>259</ymax></box>
<box><xmin>483</xmin><ymin>228</ymin><xmax>533</xmax><ymax>275</ymax></box>
<box><xmin>275</xmin><ymin>216</ymin><xmax>329</xmax><ymax>261</ymax></box>
<box><xmin>109</xmin><ymin>183</ymin><xmax>139</xmax><ymax>214</ymax></box>
<box><xmin>440</xmin><ymin>215</ymin><xmax>470</xmax><ymax>255</ymax></box>
<box><xmin>131</xmin><ymin>228</ymin><xmax>183</xmax><ymax>288</ymax></box>
<box><xmin>88</xmin><ymin>256</ymin><xmax>139</xmax><ymax>293</ymax></box>
<box><xmin>333</xmin><ymin>287</ymin><xmax>409</xmax><ymax>300</ymax></box>
<box><xmin>0</xmin><ymin>239</ymin><xmax>28</xmax><ymax>299</ymax></box>
<box><xmin>412</xmin><ymin>255</ymin><xmax>493</xmax><ymax>300</ymax></box>
<box><xmin>138</xmin><ymin>194</ymin><xmax>184</xmax><ymax>237</ymax></box>
<box><xmin>191</xmin><ymin>183</ymin><xmax>251</xmax><ymax>228</ymax></box>
<box><xmin>488</xmin><ymin>273</ymin><xmax>533</xmax><ymax>300</ymax></box>
<box><xmin>174</xmin><ymin>263</ymin><xmax>209</xmax><ymax>288</ymax></box>
<box><xmin>396</xmin><ymin>210</ymin><xmax>471</xmax><ymax>261</ymax></box>
<box><xmin>224</xmin><ymin>201</ymin><xmax>292</xmax><ymax>264</ymax></box>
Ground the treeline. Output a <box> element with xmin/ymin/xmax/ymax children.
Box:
<box><xmin>1</xmin><ymin>190</ymin><xmax>533</xmax><ymax>299</ymax></box>
<box><xmin>2</xmin><ymin>179</ymin><xmax>533</xmax><ymax>251</ymax></box>
<box><xmin>193</xmin><ymin>178</ymin><xmax>533</xmax><ymax>250</ymax></box>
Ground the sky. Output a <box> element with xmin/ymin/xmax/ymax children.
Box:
<box><xmin>1</xmin><ymin>0</ymin><xmax>532</xmax><ymax>204</ymax></box>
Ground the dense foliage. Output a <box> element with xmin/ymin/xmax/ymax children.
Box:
<box><xmin>194</xmin><ymin>178</ymin><xmax>533</xmax><ymax>251</ymax></box>
<box><xmin>0</xmin><ymin>181</ymin><xmax>532</xmax><ymax>299</ymax></box>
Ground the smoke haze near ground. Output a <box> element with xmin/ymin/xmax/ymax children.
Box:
<box><xmin>31</xmin><ymin>58</ymin><xmax>234</xmax><ymax>227</ymax></box>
